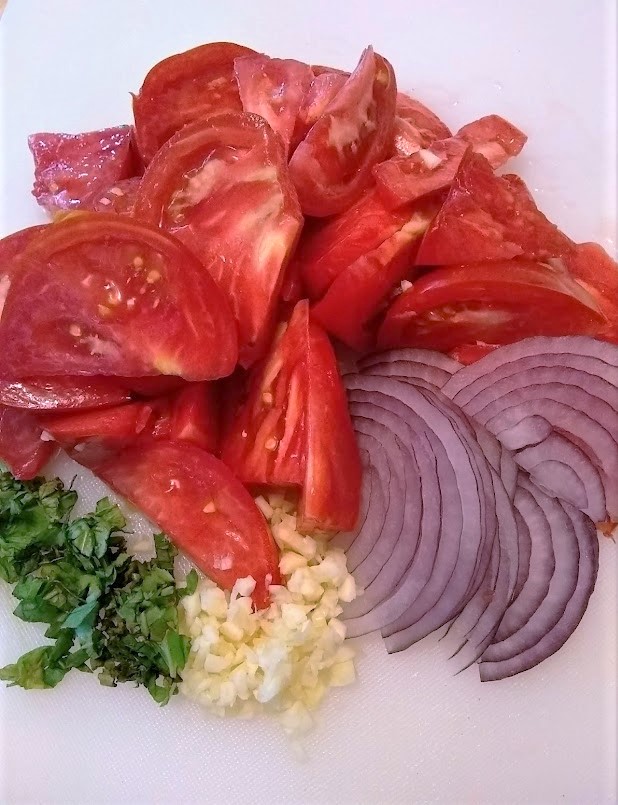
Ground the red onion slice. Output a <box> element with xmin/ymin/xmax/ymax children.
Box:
<box><xmin>511</xmin><ymin>507</ymin><xmax>532</xmax><ymax>602</ymax></box>
<box><xmin>497</xmin><ymin>415</ymin><xmax>553</xmax><ymax>451</ymax></box>
<box><xmin>479</xmin><ymin>502</ymin><xmax>598</xmax><ymax>681</ymax></box>
<box><xmin>359</xmin><ymin>348</ymin><xmax>462</xmax><ymax>377</ymax></box>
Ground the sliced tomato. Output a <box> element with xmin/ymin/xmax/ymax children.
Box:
<box><xmin>0</xmin><ymin>214</ymin><xmax>238</xmax><ymax>380</ymax></box>
<box><xmin>292</xmin><ymin>69</ymin><xmax>349</xmax><ymax>147</ymax></box>
<box><xmin>296</xmin><ymin>188</ymin><xmax>416</xmax><ymax>300</ymax></box>
<box><xmin>221</xmin><ymin>301</ymin><xmax>361</xmax><ymax>532</ymax></box>
<box><xmin>0</xmin><ymin>377</ymin><xmax>131</xmax><ymax>411</ymax></box>
<box><xmin>563</xmin><ymin>242</ymin><xmax>618</xmax><ymax>341</ymax></box>
<box><xmin>39</xmin><ymin>402</ymin><xmax>153</xmax><ymax>449</ymax></box>
<box><xmin>234</xmin><ymin>54</ymin><xmax>313</xmax><ymax>155</ymax></box>
<box><xmin>449</xmin><ymin>342</ymin><xmax>500</xmax><ymax>364</ymax></box>
<box><xmin>0</xmin><ymin>224</ymin><xmax>48</xmax><ymax>266</ymax></box>
<box><xmin>391</xmin><ymin>91</ymin><xmax>452</xmax><ymax>157</ymax></box>
<box><xmin>132</xmin><ymin>42</ymin><xmax>255</xmax><ymax>164</ymax></box>
<box><xmin>373</xmin><ymin>137</ymin><xmax>470</xmax><ymax>209</ymax></box>
<box><xmin>456</xmin><ymin>114</ymin><xmax>527</xmax><ymax>169</ymax></box>
<box><xmin>0</xmin><ymin>405</ymin><xmax>57</xmax><ymax>479</ymax></box>
<box><xmin>28</xmin><ymin>127</ymin><xmax>139</xmax><ymax>213</ymax></box>
<box><xmin>124</xmin><ymin>376</ymin><xmax>187</xmax><ymax>398</ymax></box>
<box><xmin>92</xmin><ymin>440</ymin><xmax>280</xmax><ymax>608</ymax></box>
<box><xmin>378</xmin><ymin>259</ymin><xmax>606</xmax><ymax>351</ymax></box>
<box><xmin>415</xmin><ymin>151</ymin><xmax>574</xmax><ymax>265</ymax></box>
<box><xmin>148</xmin><ymin>382</ymin><xmax>219</xmax><ymax>453</ymax></box>
<box><xmin>133</xmin><ymin>113</ymin><xmax>302</xmax><ymax>366</ymax></box>
<box><xmin>312</xmin><ymin>199</ymin><xmax>441</xmax><ymax>350</ymax></box>
<box><xmin>92</xmin><ymin>177</ymin><xmax>142</xmax><ymax>216</ymax></box>
<box><xmin>288</xmin><ymin>47</ymin><xmax>396</xmax><ymax>216</ymax></box>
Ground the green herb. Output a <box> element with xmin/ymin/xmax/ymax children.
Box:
<box><xmin>0</xmin><ymin>471</ymin><xmax>197</xmax><ymax>705</ymax></box>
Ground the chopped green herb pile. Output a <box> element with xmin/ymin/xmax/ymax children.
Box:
<box><xmin>0</xmin><ymin>471</ymin><xmax>197</xmax><ymax>705</ymax></box>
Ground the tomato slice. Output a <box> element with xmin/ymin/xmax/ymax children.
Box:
<box><xmin>378</xmin><ymin>259</ymin><xmax>606</xmax><ymax>351</ymax></box>
<box><xmin>312</xmin><ymin>199</ymin><xmax>441</xmax><ymax>350</ymax></box>
<box><xmin>148</xmin><ymin>382</ymin><xmax>219</xmax><ymax>453</ymax></box>
<box><xmin>0</xmin><ymin>405</ymin><xmax>57</xmax><ymax>480</ymax></box>
<box><xmin>563</xmin><ymin>242</ymin><xmax>618</xmax><ymax>342</ymax></box>
<box><xmin>289</xmin><ymin>46</ymin><xmax>396</xmax><ymax>216</ymax></box>
<box><xmin>124</xmin><ymin>376</ymin><xmax>187</xmax><ymax>398</ymax></box>
<box><xmin>415</xmin><ymin>151</ymin><xmax>574</xmax><ymax>265</ymax></box>
<box><xmin>391</xmin><ymin>91</ymin><xmax>452</xmax><ymax>157</ymax></box>
<box><xmin>91</xmin><ymin>177</ymin><xmax>142</xmax><ymax>216</ymax></box>
<box><xmin>40</xmin><ymin>402</ymin><xmax>153</xmax><ymax>449</ymax></box>
<box><xmin>221</xmin><ymin>301</ymin><xmax>361</xmax><ymax>532</ymax></box>
<box><xmin>234</xmin><ymin>54</ymin><xmax>314</xmax><ymax>154</ymax></box>
<box><xmin>0</xmin><ymin>214</ymin><xmax>237</xmax><ymax>381</ymax></box>
<box><xmin>93</xmin><ymin>440</ymin><xmax>280</xmax><ymax>608</ymax></box>
<box><xmin>132</xmin><ymin>42</ymin><xmax>255</xmax><ymax>164</ymax></box>
<box><xmin>456</xmin><ymin>114</ymin><xmax>527</xmax><ymax>169</ymax></box>
<box><xmin>292</xmin><ymin>69</ymin><xmax>349</xmax><ymax>147</ymax></box>
<box><xmin>28</xmin><ymin>127</ymin><xmax>140</xmax><ymax>213</ymax></box>
<box><xmin>133</xmin><ymin>113</ymin><xmax>303</xmax><ymax>366</ymax></box>
<box><xmin>373</xmin><ymin>137</ymin><xmax>470</xmax><ymax>209</ymax></box>
<box><xmin>0</xmin><ymin>377</ymin><xmax>131</xmax><ymax>411</ymax></box>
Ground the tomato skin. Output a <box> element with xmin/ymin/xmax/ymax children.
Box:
<box><xmin>289</xmin><ymin>47</ymin><xmax>397</xmax><ymax>217</ymax></box>
<box><xmin>93</xmin><ymin>440</ymin><xmax>280</xmax><ymax>608</ymax></box>
<box><xmin>133</xmin><ymin>113</ymin><xmax>302</xmax><ymax>366</ymax></box>
<box><xmin>133</xmin><ymin>42</ymin><xmax>255</xmax><ymax>164</ymax></box>
<box><xmin>0</xmin><ymin>213</ymin><xmax>238</xmax><ymax>381</ymax></box>
<box><xmin>378</xmin><ymin>259</ymin><xmax>606</xmax><ymax>351</ymax></box>
<box><xmin>221</xmin><ymin>301</ymin><xmax>361</xmax><ymax>533</ymax></box>
<box><xmin>391</xmin><ymin>91</ymin><xmax>452</xmax><ymax>157</ymax></box>
<box><xmin>415</xmin><ymin>151</ymin><xmax>574</xmax><ymax>265</ymax></box>
<box><xmin>456</xmin><ymin>114</ymin><xmax>527</xmax><ymax>169</ymax></box>
<box><xmin>563</xmin><ymin>242</ymin><xmax>618</xmax><ymax>342</ymax></box>
<box><xmin>0</xmin><ymin>377</ymin><xmax>131</xmax><ymax>411</ymax></box>
<box><xmin>0</xmin><ymin>405</ymin><xmax>57</xmax><ymax>479</ymax></box>
<box><xmin>28</xmin><ymin>127</ymin><xmax>139</xmax><ymax>212</ymax></box>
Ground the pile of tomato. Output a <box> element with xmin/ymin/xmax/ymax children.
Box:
<box><xmin>1</xmin><ymin>42</ymin><xmax>616</xmax><ymax>606</ymax></box>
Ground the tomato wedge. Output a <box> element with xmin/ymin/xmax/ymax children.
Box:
<box><xmin>378</xmin><ymin>259</ymin><xmax>606</xmax><ymax>351</ymax></box>
<box><xmin>0</xmin><ymin>405</ymin><xmax>57</xmax><ymax>480</ymax></box>
<box><xmin>132</xmin><ymin>42</ymin><xmax>255</xmax><ymax>164</ymax></box>
<box><xmin>92</xmin><ymin>177</ymin><xmax>142</xmax><ymax>216</ymax></box>
<box><xmin>148</xmin><ymin>382</ymin><xmax>219</xmax><ymax>453</ymax></box>
<box><xmin>0</xmin><ymin>377</ymin><xmax>131</xmax><ymax>411</ymax></box>
<box><xmin>456</xmin><ymin>114</ymin><xmax>527</xmax><ymax>169</ymax></box>
<box><xmin>289</xmin><ymin>46</ymin><xmax>396</xmax><ymax>216</ymax></box>
<box><xmin>312</xmin><ymin>199</ymin><xmax>441</xmax><ymax>350</ymax></box>
<box><xmin>234</xmin><ymin>54</ymin><xmax>313</xmax><ymax>154</ymax></box>
<box><xmin>0</xmin><ymin>214</ymin><xmax>238</xmax><ymax>380</ymax></box>
<box><xmin>124</xmin><ymin>376</ymin><xmax>187</xmax><ymax>398</ymax></box>
<box><xmin>373</xmin><ymin>137</ymin><xmax>470</xmax><ymax>209</ymax></box>
<box><xmin>93</xmin><ymin>440</ymin><xmax>280</xmax><ymax>608</ymax></box>
<box><xmin>391</xmin><ymin>91</ymin><xmax>452</xmax><ymax>157</ymax></box>
<box><xmin>415</xmin><ymin>151</ymin><xmax>574</xmax><ymax>265</ymax></box>
<box><xmin>133</xmin><ymin>113</ymin><xmax>303</xmax><ymax>366</ymax></box>
<box><xmin>292</xmin><ymin>69</ymin><xmax>348</xmax><ymax>147</ymax></box>
<box><xmin>40</xmin><ymin>402</ymin><xmax>153</xmax><ymax>449</ymax></box>
<box><xmin>563</xmin><ymin>242</ymin><xmax>618</xmax><ymax>342</ymax></box>
<box><xmin>221</xmin><ymin>301</ymin><xmax>361</xmax><ymax>532</ymax></box>
<box><xmin>28</xmin><ymin>127</ymin><xmax>140</xmax><ymax>212</ymax></box>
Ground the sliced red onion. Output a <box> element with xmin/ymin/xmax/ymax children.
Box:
<box><xmin>480</xmin><ymin>502</ymin><xmax>598</xmax><ymax>681</ymax></box>
<box><xmin>497</xmin><ymin>415</ymin><xmax>553</xmax><ymax>451</ymax></box>
<box><xmin>359</xmin><ymin>348</ymin><xmax>462</xmax><ymax>378</ymax></box>
<box><xmin>515</xmin><ymin>434</ymin><xmax>607</xmax><ymax>522</ymax></box>
<box><xmin>511</xmin><ymin>506</ymin><xmax>532</xmax><ymax>602</ymax></box>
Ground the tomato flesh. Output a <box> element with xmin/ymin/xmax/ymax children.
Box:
<box><xmin>456</xmin><ymin>114</ymin><xmax>527</xmax><ymax>169</ymax></box>
<box><xmin>0</xmin><ymin>405</ymin><xmax>57</xmax><ymax>480</ymax></box>
<box><xmin>563</xmin><ymin>242</ymin><xmax>618</xmax><ymax>342</ymax></box>
<box><xmin>148</xmin><ymin>382</ymin><xmax>219</xmax><ymax>453</ymax></box>
<box><xmin>93</xmin><ymin>440</ymin><xmax>280</xmax><ymax>608</ymax></box>
<box><xmin>391</xmin><ymin>91</ymin><xmax>452</xmax><ymax>156</ymax></box>
<box><xmin>0</xmin><ymin>214</ymin><xmax>238</xmax><ymax>381</ymax></box>
<box><xmin>0</xmin><ymin>377</ymin><xmax>131</xmax><ymax>411</ymax></box>
<box><xmin>378</xmin><ymin>259</ymin><xmax>607</xmax><ymax>350</ymax></box>
<box><xmin>40</xmin><ymin>402</ymin><xmax>153</xmax><ymax>449</ymax></box>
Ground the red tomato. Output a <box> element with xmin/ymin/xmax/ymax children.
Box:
<box><xmin>0</xmin><ymin>214</ymin><xmax>238</xmax><ymax>380</ymax></box>
<box><xmin>93</xmin><ymin>440</ymin><xmax>280</xmax><ymax>608</ymax></box>
<box><xmin>0</xmin><ymin>377</ymin><xmax>131</xmax><ymax>411</ymax></box>
<box><xmin>373</xmin><ymin>137</ymin><xmax>470</xmax><ymax>209</ymax></box>
<box><xmin>312</xmin><ymin>199</ymin><xmax>441</xmax><ymax>350</ymax></box>
<box><xmin>221</xmin><ymin>301</ymin><xmax>361</xmax><ymax>532</ymax></box>
<box><xmin>392</xmin><ymin>91</ymin><xmax>452</xmax><ymax>157</ymax></box>
<box><xmin>0</xmin><ymin>405</ymin><xmax>57</xmax><ymax>479</ymax></box>
<box><xmin>91</xmin><ymin>177</ymin><xmax>142</xmax><ymax>216</ymax></box>
<box><xmin>378</xmin><ymin>259</ymin><xmax>606</xmax><ymax>351</ymax></box>
<box><xmin>415</xmin><ymin>151</ymin><xmax>574</xmax><ymax>265</ymax></box>
<box><xmin>28</xmin><ymin>127</ymin><xmax>139</xmax><ymax>213</ymax></box>
<box><xmin>0</xmin><ymin>224</ymin><xmax>48</xmax><ymax>266</ymax></box>
<box><xmin>296</xmin><ymin>189</ymin><xmax>416</xmax><ymax>300</ymax></box>
<box><xmin>289</xmin><ymin>47</ymin><xmax>397</xmax><ymax>216</ymax></box>
<box><xmin>40</xmin><ymin>402</ymin><xmax>153</xmax><ymax>449</ymax></box>
<box><xmin>449</xmin><ymin>342</ymin><xmax>500</xmax><ymax>364</ymax></box>
<box><xmin>563</xmin><ymin>242</ymin><xmax>618</xmax><ymax>341</ymax></box>
<box><xmin>292</xmin><ymin>69</ymin><xmax>348</xmax><ymax>147</ymax></box>
<box><xmin>124</xmin><ymin>376</ymin><xmax>187</xmax><ymax>398</ymax></box>
<box><xmin>132</xmin><ymin>42</ymin><xmax>255</xmax><ymax>164</ymax></box>
<box><xmin>148</xmin><ymin>382</ymin><xmax>219</xmax><ymax>453</ymax></box>
<box><xmin>133</xmin><ymin>113</ymin><xmax>303</xmax><ymax>366</ymax></box>
<box><xmin>234</xmin><ymin>54</ymin><xmax>314</xmax><ymax>154</ymax></box>
<box><xmin>456</xmin><ymin>114</ymin><xmax>527</xmax><ymax>169</ymax></box>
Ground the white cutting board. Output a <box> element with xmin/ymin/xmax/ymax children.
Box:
<box><xmin>0</xmin><ymin>1</ymin><xmax>616</xmax><ymax>803</ymax></box>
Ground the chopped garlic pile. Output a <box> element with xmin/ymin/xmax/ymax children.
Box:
<box><xmin>179</xmin><ymin>494</ymin><xmax>358</xmax><ymax>735</ymax></box>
